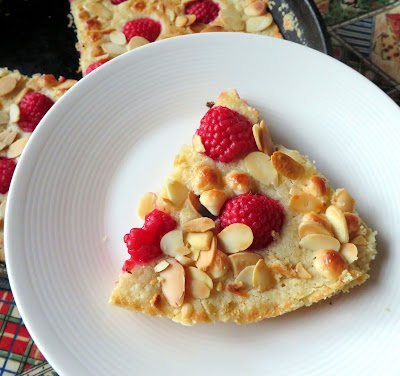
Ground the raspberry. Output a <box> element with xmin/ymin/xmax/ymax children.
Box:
<box><xmin>18</xmin><ymin>92</ymin><xmax>54</xmax><ymax>133</ymax></box>
<box><xmin>219</xmin><ymin>193</ymin><xmax>284</xmax><ymax>249</ymax></box>
<box><xmin>185</xmin><ymin>0</ymin><xmax>220</xmax><ymax>24</ymax></box>
<box><xmin>111</xmin><ymin>0</ymin><xmax>128</xmax><ymax>4</ymax></box>
<box><xmin>123</xmin><ymin>209</ymin><xmax>177</xmax><ymax>270</ymax></box>
<box><xmin>196</xmin><ymin>106</ymin><xmax>257</xmax><ymax>163</ymax></box>
<box><xmin>0</xmin><ymin>157</ymin><xmax>17</xmax><ymax>194</ymax></box>
<box><xmin>85</xmin><ymin>59</ymin><xmax>110</xmax><ymax>75</ymax></box>
<box><xmin>122</xmin><ymin>18</ymin><xmax>161</xmax><ymax>43</ymax></box>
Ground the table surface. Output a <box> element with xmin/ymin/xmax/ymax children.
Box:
<box><xmin>0</xmin><ymin>0</ymin><xmax>399</xmax><ymax>374</ymax></box>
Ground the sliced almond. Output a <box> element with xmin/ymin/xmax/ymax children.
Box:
<box><xmin>190</xmin><ymin>280</ymin><xmax>210</xmax><ymax>299</ymax></box>
<box><xmin>217</xmin><ymin>223</ymin><xmax>253</xmax><ymax>254</ymax></box>
<box><xmin>344</xmin><ymin>212</ymin><xmax>360</xmax><ymax>237</ymax></box>
<box><xmin>186</xmin><ymin>231</ymin><xmax>213</xmax><ymax>251</ymax></box>
<box><xmin>182</xmin><ymin>217</ymin><xmax>215</xmax><ymax>233</ymax></box>
<box><xmin>160</xmin><ymin>230</ymin><xmax>187</xmax><ymax>257</ymax></box>
<box><xmin>313</xmin><ymin>250</ymin><xmax>347</xmax><ymax>280</ymax></box>
<box><xmin>83</xmin><ymin>3</ymin><xmax>112</xmax><ymax>19</ymax></box>
<box><xmin>298</xmin><ymin>221</ymin><xmax>333</xmax><ymax>239</ymax></box>
<box><xmin>160</xmin><ymin>258</ymin><xmax>185</xmax><ymax>308</ymax></box>
<box><xmin>302</xmin><ymin>211</ymin><xmax>332</xmax><ymax>230</ymax></box>
<box><xmin>0</xmin><ymin>200</ymin><xmax>6</xmax><ymax>220</ymax></box>
<box><xmin>225</xmin><ymin>171</ymin><xmax>252</xmax><ymax>195</ymax></box>
<box><xmin>200</xmin><ymin>25</ymin><xmax>225</xmax><ymax>32</ymax></box>
<box><xmin>295</xmin><ymin>262</ymin><xmax>312</xmax><ymax>279</ymax></box>
<box><xmin>188</xmin><ymin>248</ymin><xmax>200</xmax><ymax>261</ymax></box>
<box><xmin>128</xmin><ymin>36</ymin><xmax>150</xmax><ymax>50</ymax></box>
<box><xmin>0</xmin><ymin>112</ymin><xmax>9</xmax><ymax>125</ymax></box>
<box><xmin>226</xmin><ymin>282</ymin><xmax>247</xmax><ymax>297</ymax></box>
<box><xmin>259</xmin><ymin>120</ymin><xmax>274</xmax><ymax>156</ymax></box>
<box><xmin>229</xmin><ymin>252</ymin><xmax>262</xmax><ymax>277</ymax></box>
<box><xmin>246</xmin><ymin>14</ymin><xmax>273</xmax><ymax>32</ymax></box>
<box><xmin>9</xmin><ymin>104</ymin><xmax>20</xmax><ymax>122</ymax></box>
<box><xmin>187</xmin><ymin>191</ymin><xmax>213</xmax><ymax>218</ymax></box>
<box><xmin>181</xmin><ymin>302</ymin><xmax>194</xmax><ymax>318</ymax></box>
<box><xmin>334</xmin><ymin>189</ymin><xmax>355</xmax><ymax>212</ymax></box>
<box><xmin>289</xmin><ymin>193</ymin><xmax>325</xmax><ymax>214</ymax></box>
<box><xmin>253</xmin><ymin>259</ymin><xmax>275</xmax><ymax>292</ymax></box>
<box><xmin>244</xmin><ymin>151</ymin><xmax>278</xmax><ymax>186</ymax></box>
<box><xmin>244</xmin><ymin>1</ymin><xmax>266</xmax><ymax>16</ymax></box>
<box><xmin>351</xmin><ymin>235</ymin><xmax>368</xmax><ymax>246</ymax></box>
<box><xmin>252</xmin><ymin>124</ymin><xmax>263</xmax><ymax>151</ymax></box>
<box><xmin>0</xmin><ymin>129</ymin><xmax>17</xmax><ymax>151</ymax></box>
<box><xmin>0</xmin><ymin>76</ymin><xmax>17</xmax><ymax>96</ymax></box>
<box><xmin>187</xmin><ymin>266</ymin><xmax>213</xmax><ymax>289</ymax></box>
<box><xmin>186</xmin><ymin>14</ymin><xmax>197</xmax><ymax>25</ymax></box>
<box><xmin>109</xmin><ymin>30</ymin><xmax>127</xmax><ymax>45</ymax></box>
<box><xmin>207</xmin><ymin>250</ymin><xmax>230</xmax><ymax>279</ymax></box>
<box><xmin>271</xmin><ymin>151</ymin><xmax>305</xmax><ymax>180</ymax></box>
<box><xmin>175</xmin><ymin>15</ymin><xmax>188</xmax><ymax>27</ymax></box>
<box><xmin>102</xmin><ymin>42</ymin><xmax>127</xmax><ymax>56</ymax></box>
<box><xmin>167</xmin><ymin>180</ymin><xmax>188</xmax><ymax>207</ymax></box>
<box><xmin>235</xmin><ymin>265</ymin><xmax>255</xmax><ymax>290</ymax></box>
<box><xmin>175</xmin><ymin>255</ymin><xmax>194</xmax><ymax>266</ymax></box>
<box><xmin>137</xmin><ymin>192</ymin><xmax>156</xmax><ymax>220</ymax></box>
<box><xmin>219</xmin><ymin>9</ymin><xmax>241</xmax><ymax>18</ymax></box>
<box><xmin>221</xmin><ymin>16</ymin><xmax>245</xmax><ymax>31</ymax></box>
<box><xmin>340</xmin><ymin>243</ymin><xmax>358</xmax><ymax>264</ymax></box>
<box><xmin>196</xmin><ymin>248</ymin><xmax>216</xmax><ymax>271</ymax></box>
<box><xmin>192</xmin><ymin>134</ymin><xmax>205</xmax><ymax>152</ymax></box>
<box><xmin>154</xmin><ymin>259</ymin><xmax>170</xmax><ymax>273</ymax></box>
<box><xmin>15</xmin><ymin>87</ymin><xmax>31</xmax><ymax>105</ymax></box>
<box><xmin>307</xmin><ymin>176</ymin><xmax>328</xmax><ymax>198</ymax></box>
<box><xmin>299</xmin><ymin>234</ymin><xmax>340</xmax><ymax>252</ymax></box>
<box><xmin>165</xmin><ymin>8</ymin><xmax>176</xmax><ymax>22</ymax></box>
<box><xmin>326</xmin><ymin>205</ymin><xmax>349</xmax><ymax>243</ymax></box>
<box><xmin>7</xmin><ymin>137</ymin><xmax>28</xmax><ymax>158</ymax></box>
<box><xmin>199</xmin><ymin>189</ymin><xmax>227</xmax><ymax>216</ymax></box>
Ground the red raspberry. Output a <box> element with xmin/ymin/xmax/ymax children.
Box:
<box><xmin>185</xmin><ymin>0</ymin><xmax>220</xmax><ymax>24</ymax></box>
<box><xmin>123</xmin><ymin>209</ymin><xmax>177</xmax><ymax>270</ymax></box>
<box><xmin>85</xmin><ymin>59</ymin><xmax>110</xmax><ymax>75</ymax></box>
<box><xmin>122</xmin><ymin>18</ymin><xmax>161</xmax><ymax>43</ymax></box>
<box><xmin>219</xmin><ymin>193</ymin><xmax>284</xmax><ymax>249</ymax></box>
<box><xmin>111</xmin><ymin>0</ymin><xmax>128</xmax><ymax>4</ymax></box>
<box><xmin>196</xmin><ymin>106</ymin><xmax>257</xmax><ymax>163</ymax></box>
<box><xmin>18</xmin><ymin>92</ymin><xmax>54</xmax><ymax>133</ymax></box>
<box><xmin>0</xmin><ymin>157</ymin><xmax>17</xmax><ymax>194</ymax></box>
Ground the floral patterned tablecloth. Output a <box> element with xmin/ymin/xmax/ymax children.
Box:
<box><xmin>1</xmin><ymin>1</ymin><xmax>399</xmax><ymax>375</ymax></box>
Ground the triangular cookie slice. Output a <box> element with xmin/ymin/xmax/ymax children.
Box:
<box><xmin>110</xmin><ymin>89</ymin><xmax>377</xmax><ymax>325</ymax></box>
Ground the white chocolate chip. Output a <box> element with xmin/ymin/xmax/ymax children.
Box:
<box><xmin>186</xmin><ymin>231</ymin><xmax>213</xmax><ymax>251</ymax></box>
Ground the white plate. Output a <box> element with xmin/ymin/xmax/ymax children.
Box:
<box><xmin>5</xmin><ymin>33</ymin><xmax>400</xmax><ymax>376</ymax></box>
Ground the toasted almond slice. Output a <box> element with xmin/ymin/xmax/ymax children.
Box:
<box><xmin>7</xmin><ymin>138</ymin><xmax>28</xmax><ymax>158</ymax></box>
<box><xmin>83</xmin><ymin>3</ymin><xmax>112</xmax><ymax>19</ymax></box>
<box><xmin>244</xmin><ymin>151</ymin><xmax>278</xmax><ymax>186</ymax></box>
<box><xmin>160</xmin><ymin>258</ymin><xmax>185</xmax><ymax>308</ymax></box>
<box><xmin>217</xmin><ymin>223</ymin><xmax>253</xmax><ymax>254</ymax></box>
<box><xmin>192</xmin><ymin>134</ymin><xmax>206</xmax><ymax>152</ymax></box>
<box><xmin>344</xmin><ymin>212</ymin><xmax>360</xmax><ymax>237</ymax></box>
<box><xmin>207</xmin><ymin>250</ymin><xmax>230</xmax><ymax>279</ymax></box>
<box><xmin>229</xmin><ymin>252</ymin><xmax>262</xmax><ymax>277</ymax></box>
<box><xmin>128</xmin><ymin>36</ymin><xmax>150</xmax><ymax>50</ymax></box>
<box><xmin>137</xmin><ymin>192</ymin><xmax>156</xmax><ymax>220</ymax></box>
<box><xmin>302</xmin><ymin>211</ymin><xmax>332</xmax><ymax>229</ymax></box>
<box><xmin>313</xmin><ymin>250</ymin><xmax>347</xmax><ymax>280</ymax></box>
<box><xmin>196</xmin><ymin>248</ymin><xmax>216</xmax><ymax>271</ymax></box>
<box><xmin>0</xmin><ymin>129</ymin><xmax>17</xmax><ymax>151</ymax></box>
<box><xmin>246</xmin><ymin>14</ymin><xmax>273</xmax><ymax>32</ymax></box>
<box><xmin>175</xmin><ymin>254</ymin><xmax>194</xmax><ymax>266</ymax></box>
<box><xmin>200</xmin><ymin>25</ymin><xmax>225</xmax><ymax>32</ymax></box>
<box><xmin>253</xmin><ymin>259</ymin><xmax>275</xmax><ymax>292</ymax></box>
<box><xmin>154</xmin><ymin>259</ymin><xmax>170</xmax><ymax>273</ymax></box>
<box><xmin>252</xmin><ymin>124</ymin><xmax>263</xmax><ymax>151</ymax></box>
<box><xmin>0</xmin><ymin>200</ymin><xmax>6</xmax><ymax>220</ymax></box>
<box><xmin>102</xmin><ymin>42</ymin><xmax>127</xmax><ymax>56</ymax></box>
<box><xmin>167</xmin><ymin>180</ymin><xmax>188</xmax><ymax>207</ymax></box>
<box><xmin>165</xmin><ymin>8</ymin><xmax>176</xmax><ymax>22</ymax></box>
<box><xmin>289</xmin><ymin>193</ymin><xmax>325</xmax><ymax>214</ymax></box>
<box><xmin>225</xmin><ymin>171</ymin><xmax>252</xmax><ymax>195</ymax></box>
<box><xmin>219</xmin><ymin>9</ymin><xmax>241</xmax><ymax>18</ymax></box>
<box><xmin>245</xmin><ymin>1</ymin><xmax>266</xmax><ymax>16</ymax></box>
<box><xmin>9</xmin><ymin>104</ymin><xmax>20</xmax><ymax>122</ymax></box>
<box><xmin>295</xmin><ymin>262</ymin><xmax>312</xmax><ymax>279</ymax></box>
<box><xmin>307</xmin><ymin>176</ymin><xmax>328</xmax><ymax>198</ymax></box>
<box><xmin>340</xmin><ymin>243</ymin><xmax>358</xmax><ymax>264</ymax></box>
<box><xmin>109</xmin><ymin>30</ymin><xmax>127</xmax><ymax>45</ymax></box>
<box><xmin>226</xmin><ymin>282</ymin><xmax>247</xmax><ymax>297</ymax></box>
<box><xmin>14</xmin><ymin>87</ymin><xmax>31</xmax><ymax>105</ymax></box>
<box><xmin>351</xmin><ymin>234</ymin><xmax>368</xmax><ymax>246</ymax></box>
<box><xmin>259</xmin><ymin>120</ymin><xmax>274</xmax><ymax>156</ymax></box>
<box><xmin>181</xmin><ymin>302</ymin><xmax>194</xmax><ymax>318</ymax></box>
<box><xmin>326</xmin><ymin>205</ymin><xmax>349</xmax><ymax>243</ymax></box>
<box><xmin>334</xmin><ymin>188</ymin><xmax>355</xmax><ymax>212</ymax></box>
<box><xmin>189</xmin><ymin>248</ymin><xmax>201</xmax><ymax>261</ymax></box>
<box><xmin>160</xmin><ymin>230</ymin><xmax>186</xmax><ymax>257</ymax></box>
<box><xmin>289</xmin><ymin>186</ymin><xmax>303</xmax><ymax>196</ymax></box>
<box><xmin>235</xmin><ymin>265</ymin><xmax>255</xmax><ymax>290</ymax></box>
<box><xmin>299</xmin><ymin>234</ymin><xmax>340</xmax><ymax>252</ymax></box>
<box><xmin>0</xmin><ymin>76</ymin><xmax>17</xmax><ymax>96</ymax></box>
<box><xmin>271</xmin><ymin>151</ymin><xmax>305</xmax><ymax>179</ymax></box>
<box><xmin>199</xmin><ymin>189</ymin><xmax>227</xmax><ymax>216</ymax></box>
<box><xmin>186</xmin><ymin>14</ymin><xmax>197</xmax><ymax>25</ymax></box>
<box><xmin>221</xmin><ymin>16</ymin><xmax>245</xmax><ymax>31</ymax></box>
<box><xmin>182</xmin><ymin>217</ymin><xmax>215</xmax><ymax>233</ymax></box>
<box><xmin>0</xmin><ymin>112</ymin><xmax>9</xmax><ymax>125</ymax></box>
<box><xmin>215</xmin><ymin>281</ymin><xmax>223</xmax><ymax>291</ymax></box>
<box><xmin>187</xmin><ymin>266</ymin><xmax>213</xmax><ymax>289</ymax></box>
<box><xmin>190</xmin><ymin>280</ymin><xmax>210</xmax><ymax>299</ymax></box>
<box><xmin>175</xmin><ymin>15</ymin><xmax>188</xmax><ymax>27</ymax></box>
<box><xmin>186</xmin><ymin>231</ymin><xmax>213</xmax><ymax>251</ymax></box>
<box><xmin>298</xmin><ymin>221</ymin><xmax>333</xmax><ymax>239</ymax></box>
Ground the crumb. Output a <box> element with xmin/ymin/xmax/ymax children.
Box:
<box><xmin>206</xmin><ymin>101</ymin><xmax>215</xmax><ymax>108</ymax></box>
<box><xmin>329</xmin><ymin>301</ymin><xmax>332</xmax><ymax>305</ymax></box>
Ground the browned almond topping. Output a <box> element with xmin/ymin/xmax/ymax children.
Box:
<box><xmin>15</xmin><ymin>88</ymin><xmax>32</xmax><ymax>105</ymax></box>
<box><xmin>289</xmin><ymin>193</ymin><xmax>325</xmax><ymax>214</ymax></box>
<box><xmin>344</xmin><ymin>212</ymin><xmax>360</xmax><ymax>238</ymax></box>
<box><xmin>182</xmin><ymin>217</ymin><xmax>215</xmax><ymax>233</ymax></box>
<box><xmin>193</xmin><ymin>165</ymin><xmax>220</xmax><ymax>192</ymax></box>
<box><xmin>299</xmin><ymin>234</ymin><xmax>340</xmax><ymax>252</ymax></box>
<box><xmin>187</xmin><ymin>191</ymin><xmax>213</xmax><ymax>218</ymax></box>
<box><xmin>133</xmin><ymin>1</ymin><xmax>146</xmax><ymax>10</ymax></box>
<box><xmin>229</xmin><ymin>252</ymin><xmax>262</xmax><ymax>277</ymax></box>
<box><xmin>307</xmin><ymin>176</ymin><xmax>328</xmax><ymax>198</ymax></box>
<box><xmin>298</xmin><ymin>221</ymin><xmax>333</xmax><ymax>239</ymax></box>
<box><xmin>259</xmin><ymin>120</ymin><xmax>274</xmax><ymax>156</ymax></box>
<box><xmin>334</xmin><ymin>188</ymin><xmax>355</xmax><ymax>212</ymax></box>
<box><xmin>79</xmin><ymin>10</ymin><xmax>90</xmax><ymax>20</ymax></box>
<box><xmin>190</xmin><ymin>23</ymin><xmax>207</xmax><ymax>33</ymax></box>
<box><xmin>91</xmin><ymin>45</ymin><xmax>105</xmax><ymax>57</ymax></box>
<box><xmin>302</xmin><ymin>212</ymin><xmax>332</xmax><ymax>230</ymax></box>
<box><xmin>226</xmin><ymin>282</ymin><xmax>247</xmax><ymax>297</ymax></box>
<box><xmin>84</xmin><ymin>18</ymin><xmax>102</xmax><ymax>31</ymax></box>
<box><xmin>207</xmin><ymin>250</ymin><xmax>230</xmax><ymax>280</ymax></box>
<box><xmin>225</xmin><ymin>171</ymin><xmax>253</xmax><ymax>195</ymax></box>
<box><xmin>200</xmin><ymin>25</ymin><xmax>225</xmax><ymax>32</ymax></box>
<box><xmin>160</xmin><ymin>259</ymin><xmax>185</xmax><ymax>308</ymax></box>
<box><xmin>0</xmin><ymin>76</ymin><xmax>17</xmax><ymax>97</ymax></box>
<box><xmin>340</xmin><ymin>243</ymin><xmax>358</xmax><ymax>264</ymax></box>
<box><xmin>326</xmin><ymin>205</ymin><xmax>349</xmax><ymax>243</ymax></box>
<box><xmin>351</xmin><ymin>234</ymin><xmax>368</xmax><ymax>246</ymax></box>
<box><xmin>271</xmin><ymin>152</ymin><xmax>305</xmax><ymax>179</ymax></box>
